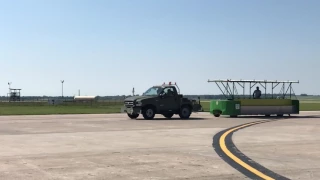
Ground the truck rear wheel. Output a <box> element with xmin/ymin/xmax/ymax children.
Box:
<box><xmin>142</xmin><ymin>106</ymin><xmax>155</xmax><ymax>120</ymax></box>
<box><xmin>127</xmin><ymin>113</ymin><xmax>139</xmax><ymax>119</ymax></box>
<box><xmin>179</xmin><ymin>106</ymin><xmax>191</xmax><ymax>119</ymax></box>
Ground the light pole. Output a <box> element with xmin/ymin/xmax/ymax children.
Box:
<box><xmin>8</xmin><ymin>82</ymin><xmax>12</xmax><ymax>101</ymax></box>
<box><xmin>61</xmin><ymin>80</ymin><xmax>64</xmax><ymax>98</ymax></box>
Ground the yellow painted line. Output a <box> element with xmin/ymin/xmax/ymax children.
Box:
<box><xmin>219</xmin><ymin>121</ymin><xmax>275</xmax><ymax>180</ymax></box>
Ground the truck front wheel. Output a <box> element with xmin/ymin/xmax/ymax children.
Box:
<box><xmin>127</xmin><ymin>113</ymin><xmax>139</xmax><ymax>119</ymax></box>
<box><xmin>142</xmin><ymin>106</ymin><xmax>156</xmax><ymax>120</ymax></box>
<box><xmin>179</xmin><ymin>106</ymin><xmax>191</xmax><ymax>119</ymax></box>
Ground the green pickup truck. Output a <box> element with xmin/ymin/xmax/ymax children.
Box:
<box><xmin>122</xmin><ymin>83</ymin><xmax>203</xmax><ymax>120</ymax></box>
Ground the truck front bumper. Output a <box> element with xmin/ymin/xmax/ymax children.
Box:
<box><xmin>121</xmin><ymin>106</ymin><xmax>142</xmax><ymax>115</ymax></box>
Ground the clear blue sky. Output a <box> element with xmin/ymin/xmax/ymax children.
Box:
<box><xmin>1</xmin><ymin>0</ymin><xmax>319</xmax><ymax>96</ymax></box>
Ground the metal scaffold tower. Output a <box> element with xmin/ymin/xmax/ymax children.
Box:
<box><xmin>8</xmin><ymin>88</ymin><xmax>22</xmax><ymax>102</ymax></box>
<box><xmin>207</xmin><ymin>79</ymin><xmax>299</xmax><ymax>100</ymax></box>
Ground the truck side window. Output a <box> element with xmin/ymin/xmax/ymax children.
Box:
<box><xmin>163</xmin><ymin>87</ymin><xmax>175</xmax><ymax>96</ymax></box>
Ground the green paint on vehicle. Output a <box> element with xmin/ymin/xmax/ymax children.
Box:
<box><xmin>210</xmin><ymin>100</ymin><xmax>241</xmax><ymax>117</ymax></box>
<box><xmin>210</xmin><ymin>99</ymin><xmax>300</xmax><ymax>117</ymax></box>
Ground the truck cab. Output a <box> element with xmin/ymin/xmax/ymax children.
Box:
<box><xmin>122</xmin><ymin>82</ymin><xmax>203</xmax><ymax>120</ymax></box>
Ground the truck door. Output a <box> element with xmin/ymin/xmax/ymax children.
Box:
<box><xmin>159</xmin><ymin>87</ymin><xmax>179</xmax><ymax>113</ymax></box>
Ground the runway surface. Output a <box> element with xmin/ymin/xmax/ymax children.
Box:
<box><xmin>0</xmin><ymin>112</ymin><xmax>319</xmax><ymax>180</ymax></box>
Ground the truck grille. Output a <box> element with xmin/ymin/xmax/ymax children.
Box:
<box><xmin>124</xmin><ymin>101</ymin><xmax>134</xmax><ymax>107</ymax></box>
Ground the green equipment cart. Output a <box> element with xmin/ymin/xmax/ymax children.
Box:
<box><xmin>207</xmin><ymin>79</ymin><xmax>300</xmax><ymax>117</ymax></box>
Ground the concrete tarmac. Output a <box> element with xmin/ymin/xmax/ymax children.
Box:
<box><xmin>0</xmin><ymin>112</ymin><xmax>319</xmax><ymax>180</ymax></box>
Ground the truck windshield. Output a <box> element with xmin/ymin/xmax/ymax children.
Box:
<box><xmin>143</xmin><ymin>87</ymin><xmax>162</xmax><ymax>96</ymax></box>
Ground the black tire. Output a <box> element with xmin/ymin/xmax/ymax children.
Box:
<box><xmin>277</xmin><ymin>114</ymin><xmax>283</xmax><ymax>117</ymax></box>
<box><xmin>214</xmin><ymin>113</ymin><xmax>220</xmax><ymax>117</ymax></box>
<box><xmin>163</xmin><ymin>113</ymin><xmax>174</xmax><ymax>119</ymax></box>
<box><xmin>179</xmin><ymin>106</ymin><xmax>191</xmax><ymax>119</ymax></box>
<box><xmin>212</xmin><ymin>110</ymin><xmax>222</xmax><ymax>117</ymax></box>
<box><xmin>142</xmin><ymin>106</ymin><xmax>156</xmax><ymax>120</ymax></box>
<box><xmin>127</xmin><ymin>113</ymin><xmax>139</xmax><ymax>119</ymax></box>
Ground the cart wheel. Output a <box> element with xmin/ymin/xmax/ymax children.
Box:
<box><xmin>214</xmin><ymin>113</ymin><xmax>220</xmax><ymax>117</ymax></box>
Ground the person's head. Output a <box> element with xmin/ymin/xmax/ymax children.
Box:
<box><xmin>256</xmin><ymin>86</ymin><xmax>259</xmax><ymax>90</ymax></box>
